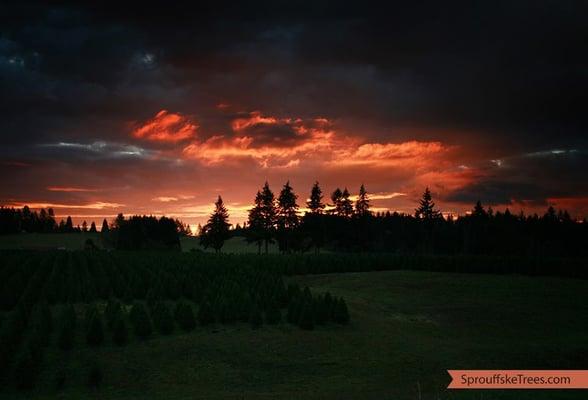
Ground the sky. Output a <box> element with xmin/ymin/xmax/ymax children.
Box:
<box><xmin>1</xmin><ymin>1</ymin><xmax>587</xmax><ymax>229</ymax></box>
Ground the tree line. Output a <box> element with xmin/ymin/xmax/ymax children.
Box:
<box><xmin>0</xmin><ymin>206</ymin><xmax>192</xmax><ymax>238</ymax></box>
<box><xmin>199</xmin><ymin>183</ymin><xmax>588</xmax><ymax>257</ymax></box>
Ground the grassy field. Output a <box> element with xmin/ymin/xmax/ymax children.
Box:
<box><xmin>0</xmin><ymin>234</ymin><xmax>275</xmax><ymax>253</ymax></box>
<box><xmin>0</xmin><ymin>233</ymin><xmax>102</xmax><ymax>250</ymax></box>
<box><xmin>2</xmin><ymin>270</ymin><xmax>587</xmax><ymax>400</ymax></box>
<box><xmin>181</xmin><ymin>235</ymin><xmax>280</xmax><ymax>253</ymax></box>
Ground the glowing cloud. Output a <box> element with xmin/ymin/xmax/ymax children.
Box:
<box><xmin>47</xmin><ymin>186</ymin><xmax>99</xmax><ymax>192</ymax></box>
<box><xmin>132</xmin><ymin>110</ymin><xmax>198</xmax><ymax>143</ymax></box>
<box><xmin>6</xmin><ymin>201</ymin><xmax>124</xmax><ymax>210</ymax></box>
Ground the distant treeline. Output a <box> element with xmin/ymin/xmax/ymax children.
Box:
<box><xmin>199</xmin><ymin>182</ymin><xmax>588</xmax><ymax>258</ymax></box>
<box><xmin>101</xmin><ymin>214</ymin><xmax>182</xmax><ymax>251</ymax></box>
<box><xmin>0</xmin><ymin>206</ymin><xmax>191</xmax><ymax>249</ymax></box>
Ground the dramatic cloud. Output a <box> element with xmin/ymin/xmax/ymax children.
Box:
<box><xmin>132</xmin><ymin>110</ymin><xmax>198</xmax><ymax>143</ymax></box>
<box><xmin>1</xmin><ymin>1</ymin><xmax>587</xmax><ymax>225</ymax></box>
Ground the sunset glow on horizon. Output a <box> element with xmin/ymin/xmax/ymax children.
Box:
<box><xmin>1</xmin><ymin>2</ymin><xmax>587</xmax><ymax>228</ymax></box>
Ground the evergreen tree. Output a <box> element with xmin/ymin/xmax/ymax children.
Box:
<box><xmin>174</xmin><ymin>302</ymin><xmax>196</xmax><ymax>331</ymax></box>
<box><xmin>87</xmin><ymin>362</ymin><xmax>103</xmax><ymax>388</ymax></box>
<box><xmin>265</xmin><ymin>302</ymin><xmax>281</xmax><ymax>324</ymax></box>
<box><xmin>13</xmin><ymin>346</ymin><xmax>36</xmax><ymax>390</ymax></box>
<box><xmin>341</xmin><ymin>188</ymin><xmax>354</xmax><ymax>217</ymax></box>
<box><xmin>129</xmin><ymin>303</ymin><xmax>152</xmax><ymax>339</ymax></box>
<box><xmin>246</xmin><ymin>191</ymin><xmax>265</xmax><ymax>254</ymax></box>
<box><xmin>298</xmin><ymin>303</ymin><xmax>315</xmax><ymax>330</ymax></box>
<box><xmin>200</xmin><ymin>196</ymin><xmax>231</xmax><ymax>253</ymax></box>
<box><xmin>86</xmin><ymin>313</ymin><xmax>104</xmax><ymax>346</ymax></box>
<box><xmin>65</xmin><ymin>216</ymin><xmax>74</xmax><ymax>232</ymax></box>
<box><xmin>276</xmin><ymin>181</ymin><xmax>299</xmax><ymax>252</ymax></box>
<box><xmin>89</xmin><ymin>221</ymin><xmax>97</xmax><ymax>233</ymax></box>
<box><xmin>277</xmin><ymin>181</ymin><xmax>299</xmax><ymax>229</ymax></box>
<box><xmin>82</xmin><ymin>221</ymin><xmax>88</xmax><ymax>232</ymax></box>
<box><xmin>260</xmin><ymin>182</ymin><xmax>277</xmax><ymax>254</ymax></box>
<box><xmin>105</xmin><ymin>298</ymin><xmax>122</xmax><ymax>330</ymax></box>
<box><xmin>355</xmin><ymin>184</ymin><xmax>371</xmax><ymax>216</ymax></box>
<box><xmin>333</xmin><ymin>298</ymin><xmax>350</xmax><ymax>325</ymax></box>
<box><xmin>197</xmin><ymin>301</ymin><xmax>214</xmax><ymax>326</ymax></box>
<box><xmin>330</xmin><ymin>188</ymin><xmax>343</xmax><ymax>215</ymax></box>
<box><xmin>153</xmin><ymin>302</ymin><xmax>174</xmax><ymax>335</ymax></box>
<box><xmin>249</xmin><ymin>303</ymin><xmax>263</xmax><ymax>329</ymax></box>
<box><xmin>415</xmin><ymin>187</ymin><xmax>442</xmax><ymax>220</ymax></box>
<box><xmin>57</xmin><ymin>305</ymin><xmax>76</xmax><ymax>351</ymax></box>
<box><xmin>472</xmin><ymin>200</ymin><xmax>487</xmax><ymax>218</ymax></box>
<box><xmin>112</xmin><ymin>316</ymin><xmax>128</xmax><ymax>346</ymax></box>
<box><xmin>307</xmin><ymin>181</ymin><xmax>325</xmax><ymax>214</ymax></box>
<box><xmin>101</xmin><ymin>219</ymin><xmax>109</xmax><ymax>233</ymax></box>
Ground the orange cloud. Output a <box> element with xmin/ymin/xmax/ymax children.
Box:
<box><xmin>6</xmin><ymin>201</ymin><xmax>124</xmax><ymax>210</ymax></box>
<box><xmin>132</xmin><ymin>110</ymin><xmax>197</xmax><ymax>143</ymax></box>
<box><xmin>231</xmin><ymin>111</ymin><xmax>279</xmax><ymax>131</ymax></box>
<box><xmin>47</xmin><ymin>186</ymin><xmax>99</xmax><ymax>192</ymax></box>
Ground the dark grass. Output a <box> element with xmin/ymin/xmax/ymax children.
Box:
<box><xmin>1</xmin><ymin>270</ymin><xmax>587</xmax><ymax>399</ymax></box>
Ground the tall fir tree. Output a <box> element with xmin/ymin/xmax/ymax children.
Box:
<box><xmin>101</xmin><ymin>219</ymin><xmax>109</xmax><ymax>233</ymax></box>
<box><xmin>200</xmin><ymin>196</ymin><xmax>231</xmax><ymax>253</ymax></box>
<box><xmin>355</xmin><ymin>184</ymin><xmax>371</xmax><ymax>216</ymax></box>
<box><xmin>340</xmin><ymin>188</ymin><xmax>353</xmax><ymax>217</ymax></box>
<box><xmin>330</xmin><ymin>188</ymin><xmax>343</xmax><ymax>215</ymax></box>
<box><xmin>276</xmin><ymin>181</ymin><xmax>299</xmax><ymax>252</ymax></box>
<box><xmin>65</xmin><ymin>216</ymin><xmax>74</xmax><ymax>232</ymax></box>
<box><xmin>260</xmin><ymin>182</ymin><xmax>277</xmax><ymax>254</ymax></box>
<box><xmin>89</xmin><ymin>221</ymin><xmax>97</xmax><ymax>233</ymax></box>
<box><xmin>415</xmin><ymin>187</ymin><xmax>442</xmax><ymax>220</ymax></box>
<box><xmin>246</xmin><ymin>190</ymin><xmax>265</xmax><ymax>254</ymax></box>
<box><xmin>307</xmin><ymin>181</ymin><xmax>325</xmax><ymax>214</ymax></box>
<box><xmin>277</xmin><ymin>181</ymin><xmax>299</xmax><ymax>228</ymax></box>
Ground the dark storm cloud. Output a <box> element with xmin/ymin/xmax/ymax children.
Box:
<box><xmin>1</xmin><ymin>0</ymin><xmax>587</xmax><ymax>214</ymax></box>
<box><xmin>445</xmin><ymin>150</ymin><xmax>588</xmax><ymax>205</ymax></box>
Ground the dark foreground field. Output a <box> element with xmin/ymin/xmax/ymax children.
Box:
<box><xmin>3</xmin><ymin>270</ymin><xmax>587</xmax><ymax>400</ymax></box>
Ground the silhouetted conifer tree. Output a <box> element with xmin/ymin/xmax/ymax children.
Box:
<box><xmin>249</xmin><ymin>303</ymin><xmax>263</xmax><ymax>329</ymax></box>
<box><xmin>415</xmin><ymin>187</ymin><xmax>442</xmax><ymax>220</ymax></box>
<box><xmin>86</xmin><ymin>313</ymin><xmax>104</xmax><ymax>346</ymax></box>
<box><xmin>276</xmin><ymin>181</ymin><xmax>299</xmax><ymax>252</ymax></box>
<box><xmin>340</xmin><ymin>188</ymin><xmax>354</xmax><ymax>217</ymax></box>
<box><xmin>112</xmin><ymin>316</ymin><xmax>128</xmax><ymax>346</ymax></box>
<box><xmin>197</xmin><ymin>301</ymin><xmax>214</xmax><ymax>326</ymax></box>
<box><xmin>174</xmin><ymin>302</ymin><xmax>196</xmax><ymax>331</ymax></box>
<box><xmin>129</xmin><ymin>303</ymin><xmax>152</xmax><ymax>339</ymax></box>
<box><xmin>200</xmin><ymin>196</ymin><xmax>231</xmax><ymax>253</ymax></box>
<box><xmin>246</xmin><ymin>190</ymin><xmax>265</xmax><ymax>254</ymax></box>
<box><xmin>355</xmin><ymin>184</ymin><xmax>371</xmax><ymax>216</ymax></box>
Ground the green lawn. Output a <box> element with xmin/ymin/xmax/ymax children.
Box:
<box><xmin>3</xmin><ymin>270</ymin><xmax>587</xmax><ymax>399</ymax></box>
<box><xmin>0</xmin><ymin>234</ymin><xmax>272</xmax><ymax>253</ymax></box>
<box><xmin>181</xmin><ymin>235</ymin><xmax>280</xmax><ymax>253</ymax></box>
<box><xmin>0</xmin><ymin>233</ymin><xmax>102</xmax><ymax>250</ymax></box>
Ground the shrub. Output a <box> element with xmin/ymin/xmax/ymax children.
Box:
<box><xmin>13</xmin><ymin>347</ymin><xmax>36</xmax><ymax>390</ymax></box>
<box><xmin>249</xmin><ymin>303</ymin><xmax>263</xmax><ymax>329</ymax></box>
<box><xmin>174</xmin><ymin>302</ymin><xmax>196</xmax><ymax>331</ymax></box>
<box><xmin>112</xmin><ymin>316</ymin><xmax>128</xmax><ymax>346</ymax></box>
<box><xmin>57</xmin><ymin>305</ymin><xmax>76</xmax><ymax>350</ymax></box>
<box><xmin>197</xmin><ymin>301</ymin><xmax>214</xmax><ymax>326</ymax></box>
<box><xmin>265</xmin><ymin>302</ymin><xmax>281</xmax><ymax>325</ymax></box>
<box><xmin>298</xmin><ymin>303</ymin><xmax>315</xmax><ymax>330</ymax></box>
<box><xmin>287</xmin><ymin>297</ymin><xmax>302</xmax><ymax>324</ymax></box>
<box><xmin>54</xmin><ymin>368</ymin><xmax>67</xmax><ymax>391</ymax></box>
<box><xmin>333</xmin><ymin>297</ymin><xmax>350</xmax><ymax>325</ymax></box>
<box><xmin>87</xmin><ymin>363</ymin><xmax>103</xmax><ymax>388</ymax></box>
<box><xmin>129</xmin><ymin>302</ymin><xmax>152</xmax><ymax>339</ymax></box>
<box><xmin>86</xmin><ymin>313</ymin><xmax>104</xmax><ymax>346</ymax></box>
<box><xmin>153</xmin><ymin>302</ymin><xmax>174</xmax><ymax>335</ymax></box>
<box><xmin>104</xmin><ymin>298</ymin><xmax>122</xmax><ymax>329</ymax></box>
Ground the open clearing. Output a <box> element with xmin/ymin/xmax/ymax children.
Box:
<box><xmin>3</xmin><ymin>270</ymin><xmax>587</xmax><ymax>400</ymax></box>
